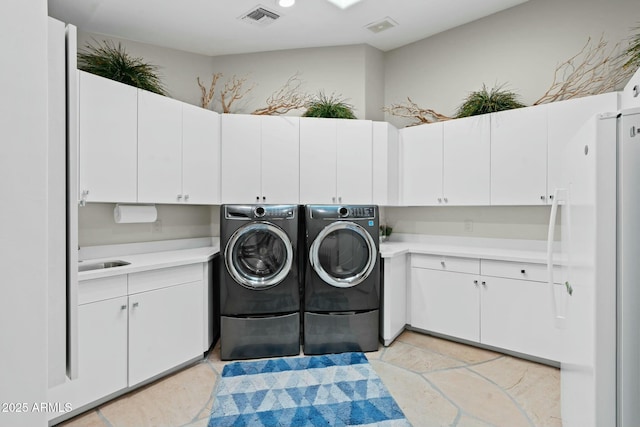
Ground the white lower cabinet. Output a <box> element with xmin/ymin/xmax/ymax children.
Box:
<box><xmin>128</xmin><ymin>281</ymin><xmax>203</xmax><ymax>386</ymax></box>
<box><xmin>410</xmin><ymin>254</ymin><xmax>561</xmax><ymax>361</ymax></box>
<box><xmin>49</xmin><ymin>263</ymin><xmax>209</xmax><ymax>423</ymax></box>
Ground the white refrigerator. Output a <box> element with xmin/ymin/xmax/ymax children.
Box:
<box><xmin>548</xmin><ymin>107</ymin><xmax>640</xmax><ymax>427</ymax></box>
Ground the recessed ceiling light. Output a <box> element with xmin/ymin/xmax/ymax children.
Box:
<box><xmin>278</xmin><ymin>0</ymin><xmax>295</xmax><ymax>7</ymax></box>
<box><xmin>326</xmin><ymin>0</ymin><xmax>364</xmax><ymax>9</ymax></box>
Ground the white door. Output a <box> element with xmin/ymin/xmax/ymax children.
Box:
<box><xmin>261</xmin><ymin>116</ymin><xmax>300</xmax><ymax>204</ymax></box>
<box><xmin>411</xmin><ymin>268</ymin><xmax>480</xmax><ymax>342</ymax></box>
<box><xmin>128</xmin><ymin>281</ymin><xmax>203</xmax><ymax>386</ymax></box>
<box><xmin>78</xmin><ymin>71</ymin><xmax>137</xmax><ymax>203</ymax></box>
<box><xmin>399</xmin><ymin>123</ymin><xmax>443</xmax><ymax>206</ymax></box>
<box><xmin>182</xmin><ymin>104</ymin><xmax>220</xmax><ymax>204</ymax></box>
<box><xmin>372</xmin><ymin>122</ymin><xmax>399</xmax><ymax>206</ymax></box>
<box><xmin>300</xmin><ymin>117</ymin><xmax>337</xmax><ymax>204</ymax></box>
<box><xmin>480</xmin><ymin>277</ymin><xmax>561</xmax><ymax>361</ymax></box>
<box><xmin>491</xmin><ymin>105</ymin><xmax>548</xmax><ymax>205</ymax></box>
<box><xmin>137</xmin><ymin>90</ymin><xmax>183</xmax><ymax>203</ymax></box>
<box><xmin>336</xmin><ymin>120</ymin><xmax>373</xmax><ymax>204</ymax></box>
<box><xmin>221</xmin><ymin>114</ymin><xmax>262</xmax><ymax>204</ymax></box>
<box><xmin>443</xmin><ymin>115</ymin><xmax>490</xmax><ymax>205</ymax></box>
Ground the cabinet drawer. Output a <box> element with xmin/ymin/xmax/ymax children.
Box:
<box><xmin>481</xmin><ymin>259</ymin><xmax>561</xmax><ymax>283</ymax></box>
<box><xmin>78</xmin><ymin>275</ymin><xmax>128</xmax><ymax>305</ymax></box>
<box><xmin>129</xmin><ymin>264</ymin><xmax>202</xmax><ymax>294</ymax></box>
<box><xmin>411</xmin><ymin>254</ymin><xmax>479</xmax><ymax>274</ymax></box>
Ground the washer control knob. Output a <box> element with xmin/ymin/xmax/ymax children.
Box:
<box><xmin>338</xmin><ymin>207</ymin><xmax>349</xmax><ymax>217</ymax></box>
<box><xmin>254</xmin><ymin>206</ymin><xmax>266</xmax><ymax>218</ymax></box>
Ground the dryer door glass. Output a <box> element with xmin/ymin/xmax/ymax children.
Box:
<box><xmin>310</xmin><ymin>222</ymin><xmax>377</xmax><ymax>288</ymax></box>
<box><xmin>225</xmin><ymin>222</ymin><xmax>293</xmax><ymax>289</ymax></box>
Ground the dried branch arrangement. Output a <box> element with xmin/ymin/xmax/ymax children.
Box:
<box><xmin>382</xmin><ymin>97</ymin><xmax>451</xmax><ymax>126</ymax></box>
<box><xmin>534</xmin><ymin>35</ymin><xmax>634</xmax><ymax>105</ymax></box>
<box><xmin>220</xmin><ymin>75</ymin><xmax>255</xmax><ymax>113</ymax></box>
<box><xmin>252</xmin><ymin>73</ymin><xmax>311</xmax><ymax>115</ymax></box>
<box><xmin>196</xmin><ymin>73</ymin><xmax>222</xmax><ymax>109</ymax></box>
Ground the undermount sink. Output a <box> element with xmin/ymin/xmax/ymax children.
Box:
<box><xmin>78</xmin><ymin>260</ymin><xmax>131</xmax><ymax>272</ymax></box>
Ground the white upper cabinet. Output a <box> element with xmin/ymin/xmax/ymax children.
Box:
<box><xmin>78</xmin><ymin>71</ymin><xmax>137</xmax><ymax>203</ymax></box>
<box><xmin>260</xmin><ymin>116</ymin><xmax>300</xmax><ymax>204</ymax></box>
<box><xmin>442</xmin><ymin>114</ymin><xmax>491</xmax><ymax>205</ymax></box>
<box><xmin>221</xmin><ymin>114</ymin><xmax>299</xmax><ymax>204</ymax></box>
<box><xmin>372</xmin><ymin>121</ymin><xmax>399</xmax><ymax>206</ymax></box>
<box><xmin>137</xmin><ymin>90</ymin><xmax>183</xmax><ymax>204</ymax></box>
<box><xmin>547</xmin><ymin>92</ymin><xmax>619</xmax><ymax>199</ymax></box>
<box><xmin>300</xmin><ymin>118</ymin><xmax>373</xmax><ymax>205</ymax></box>
<box><xmin>491</xmin><ymin>104</ymin><xmax>548</xmax><ymax>205</ymax></box>
<box><xmin>399</xmin><ymin>122</ymin><xmax>443</xmax><ymax>206</ymax></box>
<box><xmin>182</xmin><ymin>104</ymin><xmax>221</xmax><ymax>205</ymax></box>
<box><xmin>138</xmin><ymin>92</ymin><xmax>220</xmax><ymax>205</ymax></box>
<box><xmin>336</xmin><ymin>119</ymin><xmax>373</xmax><ymax>204</ymax></box>
<box><xmin>621</xmin><ymin>67</ymin><xmax>640</xmax><ymax>109</ymax></box>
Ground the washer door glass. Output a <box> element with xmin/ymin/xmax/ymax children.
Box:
<box><xmin>310</xmin><ymin>222</ymin><xmax>377</xmax><ymax>288</ymax></box>
<box><xmin>225</xmin><ymin>222</ymin><xmax>293</xmax><ymax>289</ymax></box>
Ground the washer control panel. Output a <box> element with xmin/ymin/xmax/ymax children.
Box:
<box><xmin>225</xmin><ymin>204</ymin><xmax>296</xmax><ymax>220</ymax></box>
<box><xmin>308</xmin><ymin>205</ymin><xmax>377</xmax><ymax>220</ymax></box>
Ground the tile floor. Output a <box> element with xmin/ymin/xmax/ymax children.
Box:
<box><xmin>56</xmin><ymin>330</ymin><xmax>561</xmax><ymax>427</ymax></box>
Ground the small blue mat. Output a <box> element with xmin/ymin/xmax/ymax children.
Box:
<box><xmin>208</xmin><ymin>352</ymin><xmax>411</xmax><ymax>427</ymax></box>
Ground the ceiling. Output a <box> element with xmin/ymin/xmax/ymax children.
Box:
<box><xmin>48</xmin><ymin>0</ymin><xmax>529</xmax><ymax>57</ymax></box>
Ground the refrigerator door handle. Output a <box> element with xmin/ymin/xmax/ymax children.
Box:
<box><xmin>547</xmin><ymin>187</ymin><xmax>567</xmax><ymax>329</ymax></box>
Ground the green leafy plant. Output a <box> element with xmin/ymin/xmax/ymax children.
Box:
<box><xmin>303</xmin><ymin>92</ymin><xmax>356</xmax><ymax>119</ymax></box>
<box><xmin>78</xmin><ymin>40</ymin><xmax>167</xmax><ymax>96</ymax></box>
<box><xmin>455</xmin><ymin>84</ymin><xmax>525</xmax><ymax>118</ymax></box>
<box><xmin>622</xmin><ymin>24</ymin><xmax>640</xmax><ymax>71</ymax></box>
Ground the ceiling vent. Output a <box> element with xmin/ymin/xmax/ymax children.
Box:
<box><xmin>365</xmin><ymin>17</ymin><xmax>398</xmax><ymax>34</ymax></box>
<box><xmin>240</xmin><ymin>5</ymin><xmax>281</xmax><ymax>26</ymax></box>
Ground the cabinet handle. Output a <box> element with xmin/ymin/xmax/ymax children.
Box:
<box><xmin>437</xmin><ymin>198</ymin><xmax>442</xmax><ymax>203</ymax></box>
<box><xmin>549</xmin><ymin>195</ymin><xmax>554</xmax><ymax>200</ymax></box>
<box><xmin>440</xmin><ymin>261</ymin><xmax>445</xmax><ymax>267</ymax></box>
<box><xmin>444</xmin><ymin>197</ymin><xmax>448</xmax><ymax>203</ymax></box>
<box><xmin>177</xmin><ymin>194</ymin><xmax>183</xmax><ymax>201</ymax></box>
<box><xmin>338</xmin><ymin>196</ymin><xmax>342</xmax><ymax>203</ymax></box>
<box><xmin>184</xmin><ymin>194</ymin><xmax>189</xmax><ymax>202</ymax></box>
<box><xmin>521</xmin><ymin>269</ymin><xmax>526</xmax><ymax>274</ymax></box>
<box><xmin>132</xmin><ymin>302</ymin><xmax>139</xmax><ymax>308</ymax></box>
<box><xmin>256</xmin><ymin>196</ymin><xmax>260</xmax><ymax>202</ymax></box>
<box><xmin>262</xmin><ymin>196</ymin><xmax>266</xmax><ymax>202</ymax></box>
<box><xmin>332</xmin><ymin>197</ymin><xmax>336</xmax><ymax>203</ymax></box>
<box><xmin>120</xmin><ymin>305</ymin><xmax>127</xmax><ymax>310</ymax></box>
<box><xmin>481</xmin><ymin>281</ymin><xmax>486</xmax><ymax>286</ymax></box>
<box><xmin>474</xmin><ymin>280</ymin><xmax>479</xmax><ymax>285</ymax></box>
<box><xmin>540</xmin><ymin>195</ymin><xmax>545</xmax><ymax>201</ymax></box>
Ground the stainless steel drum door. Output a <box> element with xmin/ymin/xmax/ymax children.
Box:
<box><xmin>225</xmin><ymin>222</ymin><xmax>293</xmax><ymax>289</ymax></box>
<box><xmin>309</xmin><ymin>221</ymin><xmax>377</xmax><ymax>288</ymax></box>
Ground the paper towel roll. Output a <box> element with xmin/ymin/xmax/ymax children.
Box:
<box><xmin>114</xmin><ymin>204</ymin><xmax>158</xmax><ymax>224</ymax></box>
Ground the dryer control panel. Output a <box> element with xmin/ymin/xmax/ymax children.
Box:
<box><xmin>225</xmin><ymin>204</ymin><xmax>297</xmax><ymax>220</ymax></box>
<box><xmin>308</xmin><ymin>205</ymin><xmax>377</xmax><ymax>220</ymax></box>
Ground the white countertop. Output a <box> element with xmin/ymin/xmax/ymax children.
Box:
<box><xmin>78</xmin><ymin>237</ymin><xmax>221</xmax><ymax>281</ymax></box>
<box><xmin>380</xmin><ymin>234</ymin><xmax>557</xmax><ymax>264</ymax></box>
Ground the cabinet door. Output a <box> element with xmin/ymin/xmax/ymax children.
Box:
<box><xmin>373</xmin><ymin>122</ymin><xmax>399</xmax><ymax>206</ymax></box>
<box><xmin>137</xmin><ymin>90</ymin><xmax>183</xmax><ymax>203</ymax></box>
<box><xmin>221</xmin><ymin>114</ymin><xmax>262</xmax><ymax>204</ymax></box>
<box><xmin>382</xmin><ymin>255</ymin><xmax>407</xmax><ymax>345</ymax></box>
<box><xmin>73</xmin><ymin>297</ymin><xmax>128</xmax><ymax>408</ymax></box>
<box><xmin>443</xmin><ymin>115</ymin><xmax>490</xmax><ymax>205</ymax></box>
<box><xmin>182</xmin><ymin>104</ymin><xmax>220</xmax><ymax>204</ymax></box>
<box><xmin>336</xmin><ymin>120</ymin><xmax>373</xmax><ymax>204</ymax></box>
<box><xmin>411</xmin><ymin>268</ymin><xmax>480</xmax><ymax>342</ymax></box>
<box><xmin>491</xmin><ymin>105</ymin><xmax>548</xmax><ymax>205</ymax></box>
<box><xmin>299</xmin><ymin>117</ymin><xmax>337</xmax><ymax>204</ymax></box>
<box><xmin>78</xmin><ymin>71</ymin><xmax>137</xmax><ymax>203</ymax></box>
<box><xmin>481</xmin><ymin>277</ymin><xmax>561</xmax><ymax>361</ymax></box>
<box><xmin>547</xmin><ymin>93</ymin><xmax>618</xmax><ymax>199</ymax></box>
<box><xmin>261</xmin><ymin>116</ymin><xmax>299</xmax><ymax>204</ymax></box>
<box><xmin>399</xmin><ymin>123</ymin><xmax>443</xmax><ymax>206</ymax></box>
<box><xmin>128</xmin><ymin>281</ymin><xmax>203</xmax><ymax>386</ymax></box>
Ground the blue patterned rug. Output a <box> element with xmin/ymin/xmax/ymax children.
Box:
<box><xmin>208</xmin><ymin>352</ymin><xmax>411</xmax><ymax>427</ymax></box>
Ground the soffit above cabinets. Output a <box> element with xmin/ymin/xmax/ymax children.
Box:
<box><xmin>48</xmin><ymin>0</ymin><xmax>529</xmax><ymax>56</ymax></box>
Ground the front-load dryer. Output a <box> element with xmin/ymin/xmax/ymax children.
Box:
<box><xmin>303</xmin><ymin>205</ymin><xmax>380</xmax><ymax>354</ymax></box>
<box><xmin>220</xmin><ymin>204</ymin><xmax>301</xmax><ymax>360</ymax></box>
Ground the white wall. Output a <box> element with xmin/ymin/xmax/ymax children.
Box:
<box><xmin>0</xmin><ymin>1</ymin><xmax>48</xmax><ymax>426</ymax></box>
<box><xmin>209</xmin><ymin>44</ymin><xmax>378</xmax><ymax>119</ymax></box>
<box><xmin>382</xmin><ymin>206</ymin><xmax>555</xmax><ymax>241</ymax></box>
<box><xmin>384</xmin><ymin>0</ymin><xmax>640</xmax><ymax>127</ymax></box>
<box><xmin>78</xmin><ymin>204</ymin><xmax>218</xmax><ymax>247</ymax></box>
<box><xmin>77</xmin><ymin>30</ymin><xmax>215</xmax><ymax>107</ymax></box>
